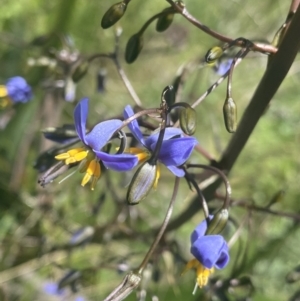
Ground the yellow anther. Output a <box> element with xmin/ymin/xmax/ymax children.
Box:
<box><xmin>181</xmin><ymin>259</ymin><xmax>199</xmax><ymax>276</ymax></box>
<box><xmin>55</xmin><ymin>148</ymin><xmax>88</xmax><ymax>164</ymax></box>
<box><xmin>181</xmin><ymin>259</ymin><xmax>214</xmax><ymax>289</ymax></box>
<box><xmin>127</xmin><ymin>147</ymin><xmax>150</xmax><ymax>163</ymax></box>
<box><xmin>0</xmin><ymin>85</ymin><xmax>8</xmax><ymax>98</ymax></box>
<box><xmin>55</xmin><ymin>153</ymin><xmax>72</xmax><ymax>160</ymax></box>
<box><xmin>67</xmin><ymin>148</ymin><xmax>86</xmax><ymax>156</ymax></box>
<box><xmin>80</xmin><ymin>159</ymin><xmax>101</xmax><ymax>190</ymax></box>
<box><xmin>81</xmin><ymin>172</ymin><xmax>91</xmax><ymax>187</ymax></box>
<box><xmin>153</xmin><ymin>164</ymin><xmax>161</xmax><ymax>189</ymax></box>
<box><xmin>196</xmin><ymin>265</ymin><xmax>213</xmax><ymax>288</ymax></box>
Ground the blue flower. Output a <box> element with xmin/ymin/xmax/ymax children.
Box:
<box><xmin>213</xmin><ymin>59</ymin><xmax>233</xmax><ymax>75</ymax></box>
<box><xmin>123</xmin><ymin>105</ymin><xmax>197</xmax><ymax>178</ymax></box>
<box><xmin>55</xmin><ymin>98</ymin><xmax>138</xmax><ymax>190</ymax></box>
<box><xmin>182</xmin><ymin>216</ymin><xmax>230</xmax><ymax>288</ymax></box>
<box><xmin>43</xmin><ymin>282</ymin><xmax>85</xmax><ymax>301</ymax></box>
<box><xmin>0</xmin><ymin>76</ymin><xmax>32</xmax><ymax>108</ymax></box>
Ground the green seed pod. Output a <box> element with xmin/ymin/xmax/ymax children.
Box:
<box><xmin>127</xmin><ymin>162</ymin><xmax>157</xmax><ymax>205</ymax></box>
<box><xmin>101</xmin><ymin>2</ymin><xmax>127</xmax><ymax>29</ymax></box>
<box><xmin>179</xmin><ymin>106</ymin><xmax>197</xmax><ymax>135</ymax></box>
<box><xmin>125</xmin><ymin>33</ymin><xmax>143</xmax><ymax>64</ymax></box>
<box><xmin>205</xmin><ymin>46</ymin><xmax>223</xmax><ymax>65</ymax></box>
<box><xmin>205</xmin><ymin>208</ymin><xmax>228</xmax><ymax>235</ymax></box>
<box><xmin>223</xmin><ymin>97</ymin><xmax>237</xmax><ymax>133</ymax></box>
<box><xmin>72</xmin><ymin>60</ymin><xmax>89</xmax><ymax>83</ymax></box>
<box><xmin>156</xmin><ymin>11</ymin><xmax>174</xmax><ymax>32</ymax></box>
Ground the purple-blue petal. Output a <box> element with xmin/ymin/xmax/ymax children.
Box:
<box><xmin>190</xmin><ymin>216</ymin><xmax>213</xmax><ymax>244</ymax></box>
<box><xmin>166</xmin><ymin>165</ymin><xmax>185</xmax><ymax>177</ymax></box>
<box><xmin>123</xmin><ymin>105</ymin><xmax>145</xmax><ymax>145</ymax></box>
<box><xmin>213</xmin><ymin>59</ymin><xmax>233</xmax><ymax>76</ymax></box>
<box><xmin>86</xmin><ymin>119</ymin><xmax>123</xmax><ymax>151</ymax></box>
<box><xmin>94</xmin><ymin>151</ymin><xmax>138</xmax><ymax>171</ymax></box>
<box><xmin>151</xmin><ymin>137</ymin><xmax>197</xmax><ymax>166</ymax></box>
<box><xmin>43</xmin><ymin>282</ymin><xmax>65</xmax><ymax>296</ymax></box>
<box><xmin>144</xmin><ymin>127</ymin><xmax>183</xmax><ymax>149</ymax></box>
<box><xmin>6</xmin><ymin>76</ymin><xmax>32</xmax><ymax>103</ymax></box>
<box><xmin>191</xmin><ymin>235</ymin><xmax>230</xmax><ymax>269</ymax></box>
<box><xmin>74</xmin><ymin>98</ymin><xmax>89</xmax><ymax>144</ymax></box>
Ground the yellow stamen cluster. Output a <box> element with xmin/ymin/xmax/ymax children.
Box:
<box><xmin>182</xmin><ymin>258</ymin><xmax>214</xmax><ymax>289</ymax></box>
<box><xmin>126</xmin><ymin>147</ymin><xmax>150</xmax><ymax>164</ymax></box>
<box><xmin>55</xmin><ymin>148</ymin><xmax>88</xmax><ymax>164</ymax></box>
<box><xmin>55</xmin><ymin>148</ymin><xmax>101</xmax><ymax>190</ymax></box>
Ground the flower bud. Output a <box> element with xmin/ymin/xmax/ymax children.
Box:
<box><xmin>101</xmin><ymin>2</ymin><xmax>127</xmax><ymax>29</ymax></box>
<box><xmin>223</xmin><ymin>97</ymin><xmax>237</xmax><ymax>133</ymax></box>
<box><xmin>205</xmin><ymin>46</ymin><xmax>223</xmax><ymax>65</ymax></box>
<box><xmin>162</xmin><ymin>85</ymin><xmax>175</xmax><ymax>106</ymax></box>
<box><xmin>205</xmin><ymin>208</ymin><xmax>228</xmax><ymax>235</ymax></box>
<box><xmin>179</xmin><ymin>106</ymin><xmax>197</xmax><ymax>135</ymax></box>
<box><xmin>127</xmin><ymin>162</ymin><xmax>157</xmax><ymax>205</ymax></box>
<box><xmin>72</xmin><ymin>60</ymin><xmax>89</xmax><ymax>83</ymax></box>
<box><xmin>156</xmin><ymin>11</ymin><xmax>174</xmax><ymax>32</ymax></box>
<box><xmin>125</xmin><ymin>33</ymin><xmax>143</xmax><ymax>64</ymax></box>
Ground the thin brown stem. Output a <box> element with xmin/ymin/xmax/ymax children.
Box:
<box><xmin>165</xmin><ymin>0</ymin><xmax>277</xmax><ymax>54</ymax></box>
<box><xmin>137</xmin><ymin>176</ymin><xmax>180</xmax><ymax>274</ymax></box>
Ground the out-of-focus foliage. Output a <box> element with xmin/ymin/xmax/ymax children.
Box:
<box><xmin>0</xmin><ymin>0</ymin><xmax>300</xmax><ymax>301</ymax></box>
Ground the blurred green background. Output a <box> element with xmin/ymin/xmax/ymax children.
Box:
<box><xmin>0</xmin><ymin>0</ymin><xmax>300</xmax><ymax>300</ymax></box>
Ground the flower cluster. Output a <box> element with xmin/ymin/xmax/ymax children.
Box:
<box><xmin>124</xmin><ymin>105</ymin><xmax>198</xmax><ymax>178</ymax></box>
<box><xmin>55</xmin><ymin>98</ymin><xmax>138</xmax><ymax>190</ymax></box>
<box><xmin>182</xmin><ymin>216</ymin><xmax>230</xmax><ymax>289</ymax></box>
<box><xmin>51</xmin><ymin>99</ymin><xmax>198</xmax><ymax>192</ymax></box>
<box><xmin>0</xmin><ymin>76</ymin><xmax>32</xmax><ymax>108</ymax></box>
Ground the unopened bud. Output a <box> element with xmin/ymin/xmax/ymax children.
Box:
<box><xmin>223</xmin><ymin>97</ymin><xmax>237</xmax><ymax>133</ymax></box>
<box><xmin>125</xmin><ymin>33</ymin><xmax>143</xmax><ymax>64</ymax></box>
<box><xmin>127</xmin><ymin>162</ymin><xmax>157</xmax><ymax>205</ymax></box>
<box><xmin>72</xmin><ymin>60</ymin><xmax>89</xmax><ymax>83</ymax></box>
<box><xmin>101</xmin><ymin>2</ymin><xmax>127</xmax><ymax>29</ymax></box>
<box><xmin>205</xmin><ymin>46</ymin><xmax>223</xmax><ymax>65</ymax></box>
<box><xmin>179</xmin><ymin>106</ymin><xmax>197</xmax><ymax>135</ymax></box>
<box><xmin>156</xmin><ymin>11</ymin><xmax>174</xmax><ymax>32</ymax></box>
<box><xmin>205</xmin><ymin>209</ymin><xmax>228</xmax><ymax>235</ymax></box>
<box><xmin>162</xmin><ymin>85</ymin><xmax>175</xmax><ymax>106</ymax></box>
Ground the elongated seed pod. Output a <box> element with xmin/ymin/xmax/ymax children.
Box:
<box><xmin>205</xmin><ymin>209</ymin><xmax>228</xmax><ymax>235</ymax></box>
<box><xmin>223</xmin><ymin>97</ymin><xmax>237</xmax><ymax>133</ymax></box>
<box><xmin>127</xmin><ymin>162</ymin><xmax>157</xmax><ymax>205</ymax></box>
<box><xmin>156</xmin><ymin>11</ymin><xmax>174</xmax><ymax>32</ymax></box>
<box><xmin>101</xmin><ymin>2</ymin><xmax>127</xmax><ymax>29</ymax></box>
<box><xmin>179</xmin><ymin>106</ymin><xmax>197</xmax><ymax>135</ymax></box>
<box><xmin>125</xmin><ymin>33</ymin><xmax>143</xmax><ymax>64</ymax></box>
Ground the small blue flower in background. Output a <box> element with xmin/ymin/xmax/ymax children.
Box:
<box><xmin>213</xmin><ymin>59</ymin><xmax>233</xmax><ymax>76</ymax></box>
<box><xmin>182</xmin><ymin>216</ymin><xmax>230</xmax><ymax>289</ymax></box>
<box><xmin>0</xmin><ymin>76</ymin><xmax>32</xmax><ymax>108</ymax></box>
<box><xmin>43</xmin><ymin>282</ymin><xmax>85</xmax><ymax>301</ymax></box>
<box><xmin>55</xmin><ymin>98</ymin><xmax>138</xmax><ymax>190</ymax></box>
<box><xmin>123</xmin><ymin>105</ymin><xmax>197</xmax><ymax>180</ymax></box>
